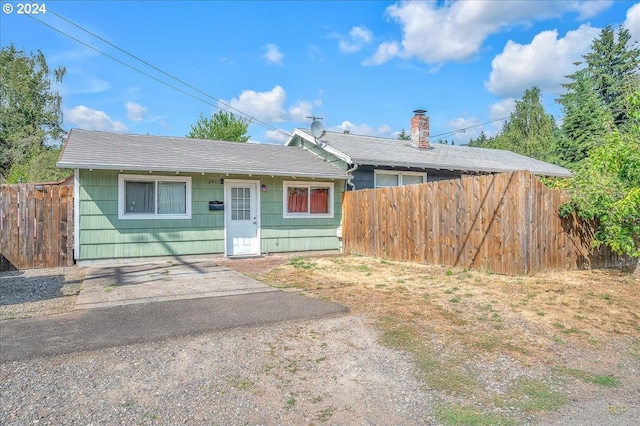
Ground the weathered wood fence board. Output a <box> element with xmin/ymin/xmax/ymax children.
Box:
<box><xmin>1</xmin><ymin>179</ymin><xmax>74</xmax><ymax>271</ymax></box>
<box><xmin>342</xmin><ymin>170</ymin><xmax>631</xmax><ymax>275</ymax></box>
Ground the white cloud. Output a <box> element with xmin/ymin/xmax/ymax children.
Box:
<box><xmin>363</xmin><ymin>42</ymin><xmax>400</xmax><ymax>66</ymax></box>
<box><xmin>489</xmin><ymin>99</ymin><xmax>516</xmax><ymax>133</ymax></box>
<box><xmin>626</xmin><ymin>3</ymin><xmax>640</xmax><ymax>43</ymax></box>
<box><xmin>61</xmin><ymin>68</ymin><xmax>110</xmax><ymax>95</ymax></box>
<box><xmin>446</xmin><ymin>117</ymin><xmax>482</xmax><ymax>142</ymax></box>
<box><xmin>223</xmin><ymin>85</ymin><xmax>287</xmax><ymax>122</ymax></box>
<box><xmin>288</xmin><ymin>100</ymin><xmax>314</xmax><ymax>122</ymax></box>
<box><xmin>125</xmin><ymin>102</ymin><xmax>148</xmax><ymax>122</ymax></box>
<box><xmin>570</xmin><ymin>0</ymin><xmax>613</xmax><ymax>19</ymax></box>
<box><xmin>329</xmin><ymin>121</ymin><xmax>392</xmax><ymax>137</ymax></box>
<box><xmin>485</xmin><ymin>24</ymin><xmax>600</xmax><ymax>97</ymax></box>
<box><xmin>369</xmin><ymin>0</ymin><xmax>611</xmax><ymax>65</ymax></box>
<box><xmin>339</xmin><ymin>25</ymin><xmax>373</xmax><ymax>53</ymax></box>
<box><xmin>65</xmin><ymin>105</ymin><xmax>127</xmax><ymax>132</ymax></box>
<box><xmin>264</xmin><ymin>129</ymin><xmax>291</xmax><ymax>145</ymax></box>
<box><xmin>264</xmin><ymin>44</ymin><xmax>283</xmax><ymax>65</ymax></box>
<box><xmin>223</xmin><ymin>86</ymin><xmax>322</xmax><ymax>124</ymax></box>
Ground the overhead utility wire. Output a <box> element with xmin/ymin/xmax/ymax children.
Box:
<box><xmin>27</xmin><ymin>7</ymin><xmax>292</xmax><ymax>139</ymax></box>
<box><xmin>431</xmin><ymin>101</ymin><xmax>562</xmax><ymax>140</ymax></box>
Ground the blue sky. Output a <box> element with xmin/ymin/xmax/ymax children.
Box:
<box><xmin>1</xmin><ymin>0</ymin><xmax>639</xmax><ymax>145</ymax></box>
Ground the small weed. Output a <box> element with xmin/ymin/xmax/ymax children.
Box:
<box><xmin>555</xmin><ymin>367</ymin><xmax>621</xmax><ymax>388</ymax></box>
<box><xmin>446</xmin><ymin>269</ymin><xmax>454</xmax><ymax>276</ymax></box>
<box><xmin>104</xmin><ymin>285</ymin><xmax>117</xmax><ymax>293</ymax></box>
<box><xmin>357</xmin><ymin>264</ymin><xmax>372</xmax><ymax>273</ymax></box>
<box><xmin>122</xmin><ymin>399</ymin><xmax>136</xmax><ymax>409</ymax></box>
<box><xmin>435</xmin><ymin>404</ymin><xmax>515</xmax><ymax>426</ymax></box>
<box><xmin>629</xmin><ymin>344</ymin><xmax>640</xmax><ymax>361</ymax></box>
<box><xmin>561</xmin><ymin>327</ymin><xmax>580</xmax><ymax>335</ymax></box>
<box><xmin>449</xmin><ymin>297</ymin><xmax>461</xmax><ymax>304</ymax></box>
<box><xmin>310</xmin><ymin>395</ymin><xmax>324</xmax><ymax>404</ymax></box>
<box><xmin>464</xmin><ymin>292</ymin><xmax>474</xmax><ymax>298</ymax></box>
<box><xmin>316</xmin><ymin>406</ymin><xmax>335</xmax><ymax>422</ymax></box>
<box><xmin>284</xmin><ymin>394</ymin><xmax>297</xmax><ymax>411</ymax></box>
<box><xmin>380</xmin><ymin>258</ymin><xmax>392</xmax><ymax>265</ymax></box>
<box><xmin>551</xmin><ymin>335</ymin><xmax>566</xmax><ymax>345</ymax></box>
<box><xmin>375</xmin><ymin>283</ymin><xmax>386</xmax><ymax>288</ymax></box>
<box><xmin>161</xmin><ymin>269</ymin><xmax>170</xmax><ymax>275</ymax></box>
<box><xmin>229</xmin><ymin>376</ymin><xmax>253</xmax><ymax>391</ymax></box>
<box><xmin>508</xmin><ymin>379</ymin><xmax>569</xmax><ymax>413</ymax></box>
<box><xmin>315</xmin><ymin>357</ymin><xmax>327</xmax><ymax>363</ymax></box>
<box><xmin>289</xmin><ymin>257</ymin><xmax>316</xmax><ymax>270</ymax></box>
<box><xmin>444</xmin><ymin>289</ymin><xmax>454</xmax><ymax>294</ymax></box>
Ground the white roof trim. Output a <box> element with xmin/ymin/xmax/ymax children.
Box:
<box><xmin>289</xmin><ymin>128</ymin><xmax>353</xmax><ymax>164</ymax></box>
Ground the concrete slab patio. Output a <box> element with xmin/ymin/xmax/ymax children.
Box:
<box><xmin>75</xmin><ymin>260</ymin><xmax>279</xmax><ymax>310</ymax></box>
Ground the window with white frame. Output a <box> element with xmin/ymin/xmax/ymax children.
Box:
<box><xmin>118</xmin><ymin>174</ymin><xmax>192</xmax><ymax>219</ymax></box>
<box><xmin>283</xmin><ymin>181</ymin><xmax>334</xmax><ymax>218</ymax></box>
<box><xmin>374</xmin><ymin>170</ymin><xmax>426</xmax><ymax>188</ymax></box>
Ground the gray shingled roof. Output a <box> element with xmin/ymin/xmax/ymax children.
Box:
<box><xmin>294</xmin><ymin>129</ymin><xmax>572</xmax><ymax>178</ymax></box>
<box><xmin>57</xmin><ymin>129</ymin><xmax>348</xmax><ymax>180</ymax></box>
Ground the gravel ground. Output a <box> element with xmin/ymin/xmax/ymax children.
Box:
<box><xmin>1</xmin><ymin>265</ymin><xmax>639</xmax><ymax>425</ymax></box>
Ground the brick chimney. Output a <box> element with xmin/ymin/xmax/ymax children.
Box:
<box><xmin>411</xmin><ymin>109</ymin><xmax>430</xmax><ymax>149</ymax></box>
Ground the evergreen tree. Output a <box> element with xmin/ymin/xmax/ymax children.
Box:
<box><xmin>556</xmin><ymin>67</ymin><xmax>614</xmax><ymax>167</ymax></box>
<box><xmin>397</xmin><ymin>128</ymin><xmax>410</xmax><ymax>140</ymax></box>
<box><xmin>583</xmin><ymin>25</ymin><xmax>640</xmax><ymax>126</ymax></box>
<box><xmin>469</xmin><ymin>87</ymin><xmax>559</xmax><ymax>162</ymax></box>
<box><xmin>468</xmin><ymin>131</ymin><xmax>492</xmax><ymax>147</ymax></box>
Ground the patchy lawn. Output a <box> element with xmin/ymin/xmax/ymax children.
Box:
<box><xmin>258</xmin><ymin>255</ymin><xmax>640</xmax><ymax>425</ymax></box>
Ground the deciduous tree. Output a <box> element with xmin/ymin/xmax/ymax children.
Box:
<box><xmin>187</xmin><ymin>110</ymin><xmax>249</xmax><ymax>142</ymax></box>
<box><xmin>0</xmin><ymin>44</ymin><xmax>67</xmax><ymax>182</ymax></box>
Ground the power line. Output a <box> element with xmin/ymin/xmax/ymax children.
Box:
<box><xmin>26</xmin><ymin>5</ymin><xmax>292</xmax><ymax>139</ymax></box>
<box><xmin>432</xmin><ymin>101</ymin><xmax>563</xmax><ymax>140</ymax></box>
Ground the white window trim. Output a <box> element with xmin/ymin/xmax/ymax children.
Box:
<box><xmin>283</xmin><ymin>180</ymin><xmax>334</xmax><ymax>219</ymax></box>
<box><xmin>118</xmin><ymin>174</ymin><xmax>192</xmax><ymax>220</ymax></box>
<box><xmin>374</xmin><ymin>170</ymin><xmax>427</xmax><ymax>188</ymax></box>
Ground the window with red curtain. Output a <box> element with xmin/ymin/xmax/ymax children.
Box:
<box><xmin>310</xmin><ymin>187</ymin><xmax>329</xmax><ymax>213</ymax></box>
<box><xmin>284</xmin><ymin>181</ymin><xmax>333</xmax><ymax>217</ymax></box>
<box><xmin>287</xmin><ymin>187</ymin><xmax>308</xmax><ymax>213</ymax></box>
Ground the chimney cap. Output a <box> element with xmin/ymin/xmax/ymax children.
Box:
<box><xmin>413</xmin><ymin>109</ymin><xmax>427</xmax><ymax>115</ymax></box>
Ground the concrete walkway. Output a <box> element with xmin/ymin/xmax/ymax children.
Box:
<box><xmin>75</xmin><ymin>260</ymin><xmax>279</xmax><ymax>309</ymax></box>
<box><xmin>1</xmin><ymin>259</ymin><xmax>348</xmax><ymax>362</ymax></box>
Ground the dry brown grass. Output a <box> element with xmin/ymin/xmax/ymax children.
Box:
<box><xmin>257</xmin><ymin>255</ymin><xmax>639</xmax><ymax>423</ymax></box>
<box><xmin>260</xmin><ymin>256</ymin><xmax>639</xmax><ymax>360</ymax></box>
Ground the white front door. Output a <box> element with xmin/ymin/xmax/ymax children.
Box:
<box><xmin>225</xmin><ymin>180</ymin><xmax>260</xmax><ymax>256</ymax></box>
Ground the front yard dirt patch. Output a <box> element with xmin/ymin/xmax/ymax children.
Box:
<box><xmin>258</xmin><ymin>255</ymin><xmax>640</xmax><ymax>425</ymax></box>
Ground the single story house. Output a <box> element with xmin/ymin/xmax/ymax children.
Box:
<box><xmin>286</xmin><ymin>110</ymin><xmax>571</xmax><ymax>189</ymax></box>
<box><xmin>57</xmin><ymin>129</ymin><xmax>347</xmax><ymax>262</ymax></box>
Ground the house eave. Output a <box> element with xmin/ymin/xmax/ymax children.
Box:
<box><xmin>354</xmin><ymin>160</ymin><xmax>572</xmax><ymax>178</ymax></box>
<box><xmin>290</xmin><ymin>129</ymin><xmax>353</xmax><ymax>164</ymax></box>
<box><xmin>56</xmin><ymin>162</ymin><xmax>348</xmax><ymax>180</ymax></box>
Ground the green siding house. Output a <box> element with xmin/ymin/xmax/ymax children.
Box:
<box><xmin>57</xmin><ymin>129</ymin><xmax>347</xmax><ymax>262</ymax></box>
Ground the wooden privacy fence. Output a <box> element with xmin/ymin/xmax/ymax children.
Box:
<box><xmin>0</xmin><ymin>178</ymin><xmax>74</xmax><ymax>271</ymax></box>
<box><xmin>342</xmin><ymin>170</ymin><xmax>630</xmax><ymax>275</ymax></box>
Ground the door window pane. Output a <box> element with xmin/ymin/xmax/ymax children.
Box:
<box><xmin>231</xmin><ymin>187</ymin><xmax>251</xmax><ymax>220</ymax></box>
